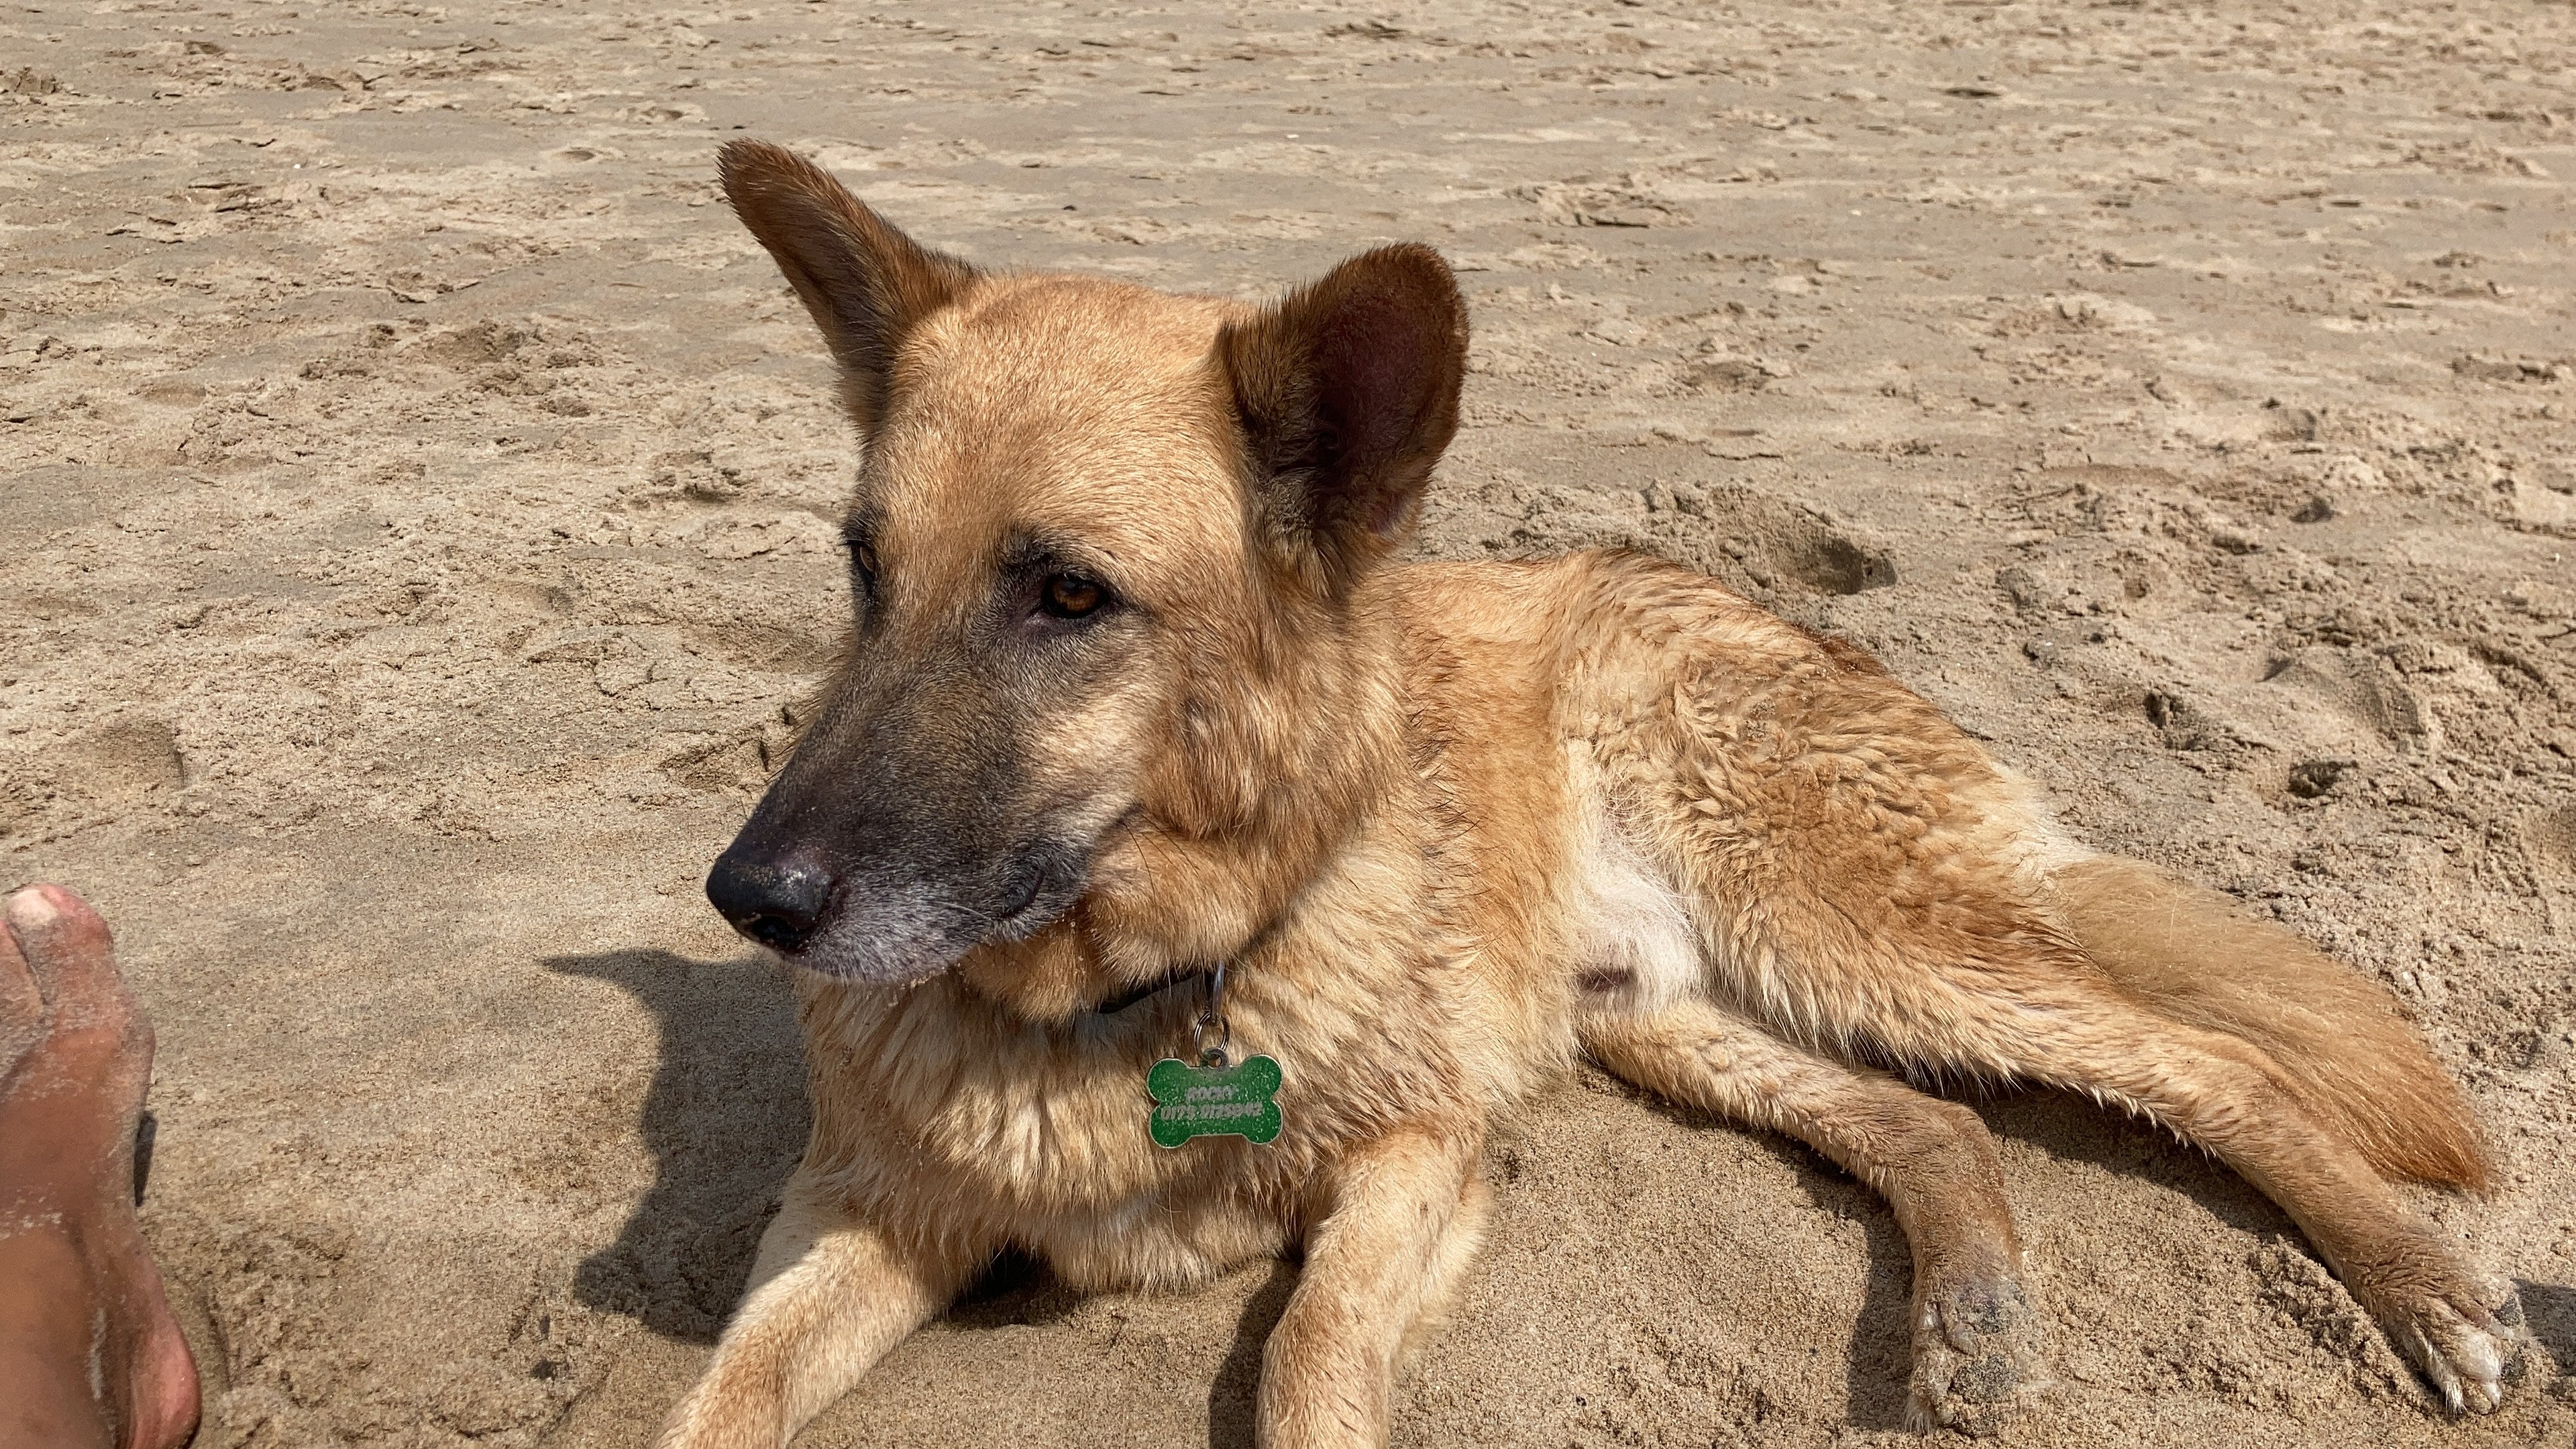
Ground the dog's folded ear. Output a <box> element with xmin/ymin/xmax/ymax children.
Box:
<box><xmin>718</xmin><ymin>140</ymin><xmax>976</xmax><ymax>437</ymax></box>
<box><xmin>1218</xmin><ymin>244</ymin><xmax>1468</xmax><ymax>598</ymax></box>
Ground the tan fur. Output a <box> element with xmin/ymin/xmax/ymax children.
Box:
<box><xmin>2052</xmin><ymin>855</ymin><xmax>2491</xmax><ymax>1189</ymax></box>
<box><xmin>662</xmin><ymin>142</ymin><xmax>2524</xmax><ymax>1448</ymax></box>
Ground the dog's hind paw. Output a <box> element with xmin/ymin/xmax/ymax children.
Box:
<box><xmin>1905</xmin><ymin>1271</ymin><xmax>2051</xmax><ymax>1437</ymax></box>
<box><xmin>2385</xmin><ymin>1273</ymin><xmax>2525</xmax><ymax>1416</ymax></box>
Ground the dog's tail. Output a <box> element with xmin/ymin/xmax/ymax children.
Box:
<box><xmin>2052</xmin><ymin>855</ymin><xmax>2492</xmax><ymax>1191</ymax></box>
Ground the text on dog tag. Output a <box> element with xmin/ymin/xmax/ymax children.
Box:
<box><xmin>1146</xmin><ymin>1055</ymin><xmax>1283</xmax><ymax>1148</ymax></box>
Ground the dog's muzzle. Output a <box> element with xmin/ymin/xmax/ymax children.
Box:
<box><xmin>703</xmin><ymin>833</ymin><xmax>1091</xmax><ymax>983</ymax></box>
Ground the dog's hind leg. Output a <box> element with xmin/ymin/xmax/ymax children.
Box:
<box><xmin>1582</xmin><ymin>1001</ymin><xmax>2045</xmax><ymax>1433</ymax></box>
<box><xmin>658</xmin><ymin>1186</ymin><xmax>980</xmax><ymax>1449</ymax></box>
<box><xmin>1988</xmin><ymin>998</ymin><xmax>2522</xmax><ymax>1414</ymax></box>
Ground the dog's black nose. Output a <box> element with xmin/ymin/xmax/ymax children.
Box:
<box><xmin>706</xmin><ymin>852</ymin><xmax>833</xmax><ymax>954</ymax></box>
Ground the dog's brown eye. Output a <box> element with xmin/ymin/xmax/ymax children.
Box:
<box><xmin>1040</xmin><ymin>574</ymin><xmax>1104</xmax><ymax>620</ymax></box>
<box><xmin>847</xmin><ymin>539</ymin><xmax>879</xmax><ymax>583</ymax></box>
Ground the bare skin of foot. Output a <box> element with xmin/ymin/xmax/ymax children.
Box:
<box><xmin>0</xmin><ymin>884</ymin><xmax>201</xmax><ymax>1449</ymax></box>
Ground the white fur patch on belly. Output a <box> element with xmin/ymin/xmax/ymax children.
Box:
<box><xmin>1565</xmin><ymin>763</ymin><xmax>1702</xmax><ymax>1014</ymax></box>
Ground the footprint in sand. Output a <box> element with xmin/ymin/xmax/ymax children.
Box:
<box><xmin>2528</xmin><ymin>804</ymin><xmax>2576</xmax><ymax>877</ymax></box>
<box><xmin>66</xmin><ymin>720</ymin><xmax>190</xmax><ymax>799</ymax></box>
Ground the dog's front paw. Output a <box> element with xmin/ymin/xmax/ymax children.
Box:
<box><xmin>2374</xmin><ymin>1263</ymin><xmax>2525</xmax><ymax>1416</ymax></box>
<box><xmin>1905</xmin><ymin>1270</ymin><xmax>2050</xmax><ymax>1436</ymax></box>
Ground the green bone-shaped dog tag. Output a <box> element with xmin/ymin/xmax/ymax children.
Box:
<box><xmin>1146</xmin><ymin>1055</ymin><xmax>1283</xmax><ymax>1148</ymax></box>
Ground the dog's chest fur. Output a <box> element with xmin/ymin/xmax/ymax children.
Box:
<box><xmin>784</xmin><ymin>816</ymin><xmax>1531</xmax><ymax>1287</ymax></box>
<box><xmin>791</xmin><ymin>953</ymin><xmax>1475</xmax><ymax>1289</ymax></box>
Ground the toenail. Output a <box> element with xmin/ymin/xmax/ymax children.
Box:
<box><xmin>5</xmin><ymin>887</ymin><xmax>62</xmax><ymax>929</ymax></box>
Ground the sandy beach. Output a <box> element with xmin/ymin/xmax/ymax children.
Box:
<box><xmin>3</xmin><ymin>1</ymin><xmax>2573</xmax><ymax>1444</ymax></box>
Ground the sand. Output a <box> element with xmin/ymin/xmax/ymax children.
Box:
<box><xmin>3</xmin><ymin>0</ymin><xmax>2573</xmax><ymax>1444</ymax></box>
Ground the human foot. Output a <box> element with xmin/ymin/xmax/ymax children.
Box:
<box><xmin>0</xmin><ymin>884</ymin><xmax>201</xmax><ymax>1449</ymax></box>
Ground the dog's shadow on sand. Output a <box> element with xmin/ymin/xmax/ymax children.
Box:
<box><xmin>943</xmin><ymin>1249</ymin><xmax>1297</xmax><ymax>1449</ymax></box>
<box><xmin>548</xmin><ymin>948</ymin><xmax>812</xmax><ymax>1344</ymax></box>
<box><xmin>2521</xmin><ymin>1281</ymin><xmax>2576</xmax><ymax>1383</ymax></box>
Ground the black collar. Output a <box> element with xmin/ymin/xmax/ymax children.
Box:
<box><xmin>1089</xmin><ymin>965</ymin><xmax>1208</xmax><ymax>1016</ymax></box>
<box><xmin>1083</xmin><ymin>908</ymin><xmax>1287</xmax><ymax>1018</ymax></box>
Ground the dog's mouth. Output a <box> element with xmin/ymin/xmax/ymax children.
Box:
<box><xmin>983</xmin><ymin>860</ymin><xmax>1055</xmax><ymax>941</ymax></box>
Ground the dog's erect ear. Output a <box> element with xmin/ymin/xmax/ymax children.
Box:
<box><xmin>718</xmin><ymin>140</ymin><xmax>975</xmax><ymax>436</ymax></box>
<box><xmin>1218</xmin><ymin>244</ymin><xmax>1468</xmax><ymax>597</ymax></box>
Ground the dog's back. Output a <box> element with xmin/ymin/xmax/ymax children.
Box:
<box><xmin>1405</xmin><ymin>547</ymin><xmax>2486</xmax><ymax>1189</ymax></box>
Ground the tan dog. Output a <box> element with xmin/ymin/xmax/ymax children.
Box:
<box><xmin>661</xmin><ymin>140</ymin><xmax>2522</xmax><ymax>1448</ymax></box>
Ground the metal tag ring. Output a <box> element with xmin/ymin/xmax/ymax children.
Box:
<box><xmin>1192</xmin><ymin>961</ymin><xmax>1232</xmax><ymax>1067</ymax></box>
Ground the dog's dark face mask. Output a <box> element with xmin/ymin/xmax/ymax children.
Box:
<box><xmin>701</xmin><ymin>141</ymin><xmax>1464</xmax><ymax>985</ymax></box>
<box><xmin>698</xmin><ymin>145</ymin><xmax>1225</xmax><ymax>985</ymax></box>
<box><xmin>705</xmin><ymin>606</ymin><xmax>1130</xmax><ymax>983</ymax></box>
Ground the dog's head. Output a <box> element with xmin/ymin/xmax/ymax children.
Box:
<box><xmin>702</xmin><ymin>141</ymin><xmax>1466</xmax><ymax>991</ymax></box>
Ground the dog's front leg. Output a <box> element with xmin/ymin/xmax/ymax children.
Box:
<box><xmin>659</xmin><ymin>1188</ymin><xmax>978</xmax><ymax>1449</ymax></box>
<box><xmin>1258</xmin><ymin>1125</ymin><xmax>1485</xmax><ymax>1449</ymax></box>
